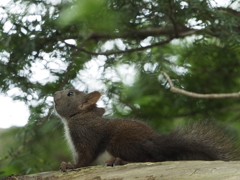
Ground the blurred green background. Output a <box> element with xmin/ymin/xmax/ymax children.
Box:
<box><xmin>1</xmin><ymin>0</ymin><xmax>240</xmax><ymax>176</ymax></box>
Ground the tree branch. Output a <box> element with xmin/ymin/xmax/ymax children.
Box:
<box><xmin>61</xmin><ymin>26</ymin><xmax>198</xmax><ymax>44</ymax></box>
<box><xmin>60</xmin><ymin>26</ymin><xmax>198</xmax><ymax>56</ymax></box>
<box><xmin>83</xmin><ymin>26</ymin><xmax>197</xmax><ymax>40</ymax></box>
<box><xmin>162</xmin><ymin>71</ymin><xmax>240</xmax><ymax>98</ymax></box>
<box><xmin>64</xmin><ymin>39</ymin><xmax>173</xmax><ymax>55</ymax></box>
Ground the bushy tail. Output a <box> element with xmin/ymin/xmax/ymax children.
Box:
<box><xmin>160</xmin><ymin>121</ymin><xmax>240</xmax><ymax>161</ymax></box>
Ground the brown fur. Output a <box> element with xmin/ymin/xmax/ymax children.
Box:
<box><xmin>54</xmin><ymin>89</ymin><xmax>240</xmax><ymax>171</ymax></box>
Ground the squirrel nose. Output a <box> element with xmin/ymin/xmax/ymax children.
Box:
<box><xmin>54</xmin><ymin>91</ymin><xmax>62</xmax><ymax>101</ymax></box>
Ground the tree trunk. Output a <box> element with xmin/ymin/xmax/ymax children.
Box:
<box><xmin>3</xmin><ymin>161</ymin><xmax>240</xmax><ymax>180</ymax></box>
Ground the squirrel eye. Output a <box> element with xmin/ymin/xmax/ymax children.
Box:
<box><xmin>67</xmin><ymin>92</ymin><xmax>74</xmax><ymax>97</ymax></box>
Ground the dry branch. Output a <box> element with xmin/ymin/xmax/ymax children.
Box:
<box><xmin>162</xmin><ymin>71</ymin><xmax>240</xmax><ymax>98</ymax></box>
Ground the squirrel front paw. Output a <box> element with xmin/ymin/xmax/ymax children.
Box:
<box><xmin>59</xmin><ymin>161</ymin><xmax>75</xmax><ymax>172</ymax></box>
<box><xmin>105</xmin><ymin>157</ymin><xmax>129</xmax><ymax>166</ymax></box>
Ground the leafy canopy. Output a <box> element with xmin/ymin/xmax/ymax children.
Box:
<box><xmin>0</xmin><ymin>0</ymin><xmax>240</xmax><ymax>176</ymax></box>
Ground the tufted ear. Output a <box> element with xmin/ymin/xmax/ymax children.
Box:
<box><xmin>86</xmin><ymin>91</ymin><xmax>101</xmax><ymax>104</ymax></box>
<box><xmin>78</xmin><ymin>91</ymin><xmax>101</xmax><ymax>110</ymax></box>
<box><xmin>95</xmin><ymin>108</ymin><xmax>105</xmax><ymax>116</ymax></box>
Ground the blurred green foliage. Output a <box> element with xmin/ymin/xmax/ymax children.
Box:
<box><xmin>1</xmin><ymin>0</ymin><xmax>240</xmax><ymax>177</ymax></box>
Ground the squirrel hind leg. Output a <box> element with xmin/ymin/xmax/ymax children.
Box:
<box><xmin>105</xmin><ymin>157</ymin><xmax>129</xmax><ymax>166</ymax></box>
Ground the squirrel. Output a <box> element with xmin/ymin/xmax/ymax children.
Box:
<box><xmin>54</xmin><ymin>89</ymin><xmax>240</xmax><ymax>172</ymax></box>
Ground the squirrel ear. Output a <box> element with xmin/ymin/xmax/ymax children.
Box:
<box><xmin>86</xmin><ymin>91</ymin><xmax>101</xmax><ymax>104</ymax></box>
<box><xmin>79</xmin><ymin>91</ymin><xmax>101</xmax><ymax>110</ymax></box>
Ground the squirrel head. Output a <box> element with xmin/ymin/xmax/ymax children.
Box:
<box><xmin>54</xmin><ymin>89</ymin><xmax>105</xmax><ymax>119</ymax></box>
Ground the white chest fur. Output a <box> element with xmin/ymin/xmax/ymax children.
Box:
<box><xmin>61</xmin><ymin>118</ymin><xmax>78</xmax><ymax>162</ymax></box>
<box><xmin>57</xmin><ymin>114</ymin><xmax>113</xmax><ymax>165</ymax></box>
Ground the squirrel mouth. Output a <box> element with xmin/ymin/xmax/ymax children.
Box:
<box><xmin>53</xmin><ymin>97</ymin><xmax>58</xmax><ymax>105</ymax></box>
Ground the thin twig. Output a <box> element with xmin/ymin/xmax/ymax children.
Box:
<box><xmin>0</xmin><ymin>106</ymin><xmax>54</xmax><ymax>163</ymax></box>
<box><xmin>64</xmin><ymin>39</ymin><xmax>172</xmax><ymax>56</ymax></box>
<box><xmin>162</xmin><ymin>71</ymin><xmax>240</xmax><ymax>98</ymax></box>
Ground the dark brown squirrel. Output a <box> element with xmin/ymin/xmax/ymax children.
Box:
<box><xmin>54</xmin><ymin>89</ymin><xmax>240</xmax><ymax>172</ymax></box>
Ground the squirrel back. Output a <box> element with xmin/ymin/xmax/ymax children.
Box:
<box><xmin>102</xmin><ymin>119</ymin><xmax>240</xmax><ymax>163</ymax></box>
<box><xmin>54</xmin><ymin>89</ymin><xmax>240</xmax><ymax>171</ymax></box>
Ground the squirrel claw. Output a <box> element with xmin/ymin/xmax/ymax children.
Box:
<box><xmin>105</xmin><ymin>157</ymin><xmax>128</xmax><ymax>166</ymax></box>
<box><xmin>60</xmin><ymin>161</ymin><xmax>75</xmax><ymax>172</ymax></box>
